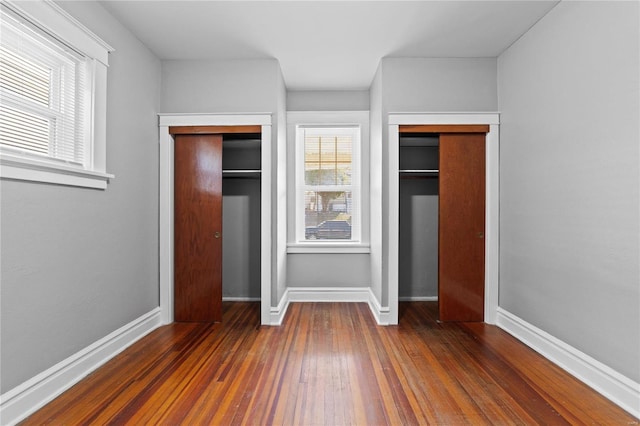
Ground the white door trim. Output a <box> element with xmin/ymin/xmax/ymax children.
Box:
<box><xmin>158</xmin><ymin>113</ymin><xmax>272</xmax><ymax>325</ymax></box>
<box><xmin>388</xmin><ymin>112</ymin><xmax>500</xmax><ymax>324</ymax></box>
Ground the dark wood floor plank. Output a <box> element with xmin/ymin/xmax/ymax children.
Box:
<box><xmin>461</xmin><ymin>321</ymin><xmax>631</xmax><ymax>425</ymax></box>
<box><xmin>21</xmin><ymin>302</ymin><xmax>638</xmax><ymax>425</ymax></box>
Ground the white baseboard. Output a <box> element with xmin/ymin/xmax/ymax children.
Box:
<box><xmin>269</xmin><ymin>287</ymin><xmax>389</xmax><ymax>326</ymax></box>
<box><xmin>496</xmin><ymin>307</ymin><xmax>640</xmax><ymax>419</ymax></box>
<box><xmin>367</xmin><ymin>289</ymin><xmax>390</xmax><ymax>325</ymax></box>
<box><xmin>0</xmin><ymin>308</ymin><xmax>163</xmax><ymax>426</ymax></box>
<box><xmin>270</xmin><ymin>289</ymin><xmax>290</xmax><ymax>326</ymax></box>
<box><xmin>286</xmin><ymin>286</ymin><xmax>372</xmax><ymax>302</ymax></box>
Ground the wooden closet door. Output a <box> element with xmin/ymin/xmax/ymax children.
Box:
<box><xmin>439</xmin><ymin>133</ymin><xmax>485</xmax><ymax>322</ymax></box>
<box><xmin>174</xmin><ymin>134</ymin><xmax>223</xmax><ymax>322</ymax></box>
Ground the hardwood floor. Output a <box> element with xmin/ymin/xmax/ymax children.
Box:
<box><xmin>23</xmin><ymin>302</ymin><xmax>637</xmax><ymax>425</ymax></box>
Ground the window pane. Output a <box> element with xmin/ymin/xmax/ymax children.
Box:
<box><xmin>297</xmin><ymin>123</ymin><xmax>360</xmax><ymax>243</ymax></box>
<box><xmin>304</xmin><ymin>134</ymin><xmax>352</xmax><ymax>185</ymax></box>
<box><xmin>0</xmin><ymin>8</ymin><xmax>86</xmax><ymax>166</ymax></box>
<box><xmin>304</xmin><ymin>190</ymin><xmax>352</xmax><ymax>240</ymax></box>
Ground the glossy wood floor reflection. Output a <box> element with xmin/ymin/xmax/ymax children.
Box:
<box><xmin>23</xmin><ymin>302</ymin><xmax>637</xmax><ymax>425</ymax></box>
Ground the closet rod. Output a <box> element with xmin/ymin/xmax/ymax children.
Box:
<box><xmin>399</xmin><ymin>170</ymin><xmax>439</xmax><ymax>179</ymax></box>
<box><xmin>399</xmin><ymin>169</ymin><xmax>439</xmax><ymax>173</ymax></box>
<box><xmin>222</xmin><ymin>170</ymin><xmax>262</xmax><ymax>179</ymax></box>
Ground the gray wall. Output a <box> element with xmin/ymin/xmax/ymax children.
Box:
<box><xmin>381</xmin><ymin>58</ymin><xmax>498</xmax><ymax>113</ymax></box>
<box><xmin>375</xmin><ymin>57</ymin><xmax>498</xmax><ymax>306</ymax></box>
<box><xmin>0</xmin><ymin>1</ymin><xmax>161</xmax><ymax>393</ymax></box>
<box><xmin>286</xmin><ymin>253</ymin><xmax>372</xmax><ymax>289</ymax></box>
<box><xmin>275</xmin><ymin>70</ymin><xmax>288</xmax><ymax>304</ymax></box>
<box><xmin>369</xmin><ymin>65</ymin><xmax>384</xmax><ymax>303</ymax></box>
<box><xmin>162</xmin><ymin>58</ymin><xmax>286</xmax><ymax>306</ymax></box>
<box><xmin>287</xmin><ymin>90</ymin><xmax>370</xmax><ymax>111</ymax></box>
<box><xmin>287</xmin><ymin>254</ymin><xmax>370</xmax><ymax>288</ymax></box>
<box><xmin>161</xmin><ymin>59</ymin><xmax>280</xmax><ymax>113</ymax></box>
<box><xmin>285</xmin><ymin>93</ymin><xmax>372</xmax><ymax>290</ymax></box>
<box><xmin>498</xmin><ymin>1</ymin><xmax>639</xmax><ymax>382</ymax></box>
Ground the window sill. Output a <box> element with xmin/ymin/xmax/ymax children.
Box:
<box><xmin>0</xmin><ymin>153</ymin><xmax>114</xmax><ymax>189</ymax></box>
<box><xmin>287</xmin><ymin>243</ymin><xmax>371</xmax><ymax>254</ymax></box>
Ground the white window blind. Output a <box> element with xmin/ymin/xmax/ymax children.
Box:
<box><xmin>297</xmin><ymin>126</ymin><xmax>361</xmax><ymax>242</ymax></box>
<box><xmin>0</xmin><ymin>7</ymin><xmax>89</xmax><ymax>167</ymax></box>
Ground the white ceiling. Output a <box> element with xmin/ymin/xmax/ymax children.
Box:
<box><xmin>99</xmin><ymin>0</ymin><xmax>559</xmax><ymax>90</ymax></box>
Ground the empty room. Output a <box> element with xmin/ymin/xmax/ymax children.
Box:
<box><xmin>1</xmin><ymin>0</ymin><xmax>638</xmax><ymax>424</ymax></box>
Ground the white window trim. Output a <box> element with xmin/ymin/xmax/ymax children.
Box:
<box><xmin>0</xmin><ymin>0</ymin><xmax>114</xmax><ymax>190</ymax></box>
<box><xmin>287</xmin><ymin>111</ymin><xmax>370</xmax><ymax>253</ymax></box>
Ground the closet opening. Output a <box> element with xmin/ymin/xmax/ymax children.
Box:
<box><xmin>399</xmin><ymin>133</ymin><xmax>439</xmax><ymax>303</ymax></box>
<box><xmin>398</xmin><ymin>125</ymin><xmax>487</xmax><ymax>323</ymax></box>
<box><xmin>171</xmin><ymin>126</ymin><xmax>262</xmax><ymax>323</ymax></box>
<box><xmin>221</xmin><ymin>133</ymin><xmax>262</xmax><ymax>303</ymax></box>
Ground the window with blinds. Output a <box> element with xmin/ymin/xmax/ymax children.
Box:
<box><xmin>297</xmin><ymin>126</ymin><xmax>361</xmax><ymax>242</ymax></box>
<box><xmin>0</xmin><ymin>7</ymin><xmax>89</xmax><ymax>167</ymax></box>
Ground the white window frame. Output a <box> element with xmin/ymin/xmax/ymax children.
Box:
<box><xmin>287</xmin><ymin>111</ymin><xmax>370</xmax><ymax>253</ymax></box>
<box><xmin>0</xmin><ymin>0</ymin><xmax>114</xmax><ymax>189</ymax></box>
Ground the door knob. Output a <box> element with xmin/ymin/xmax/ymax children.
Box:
<box><xmin>214</xmin><ymin>231</ymin><xmax>221</xmax><ymax>239</ymax></box>
<box><xmin>477</xmin><ymin>232</ymin><xmax>484</xmax><ymax>239</ymax></box>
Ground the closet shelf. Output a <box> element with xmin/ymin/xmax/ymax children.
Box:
<box><xmin>223</xmin><ymin>169</ymin><xmax>262</xmax><ymax>178</ymax></box>
<box><xmin>399</xmin><ymin>169</ymin><xmax>439</xmax><ymax>173</ymax></box>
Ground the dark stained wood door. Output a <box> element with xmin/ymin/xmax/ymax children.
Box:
<box><xmin>174</xmin><ymin>134</ymin><xmax>223</xmax><ymax>322</ymax></box>
<box><xmin>439</xmin><ymin>133</ymin><xmax>486</xmax><ymax>321</ymax></box>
